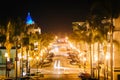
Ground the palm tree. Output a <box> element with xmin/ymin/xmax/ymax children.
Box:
<box><xmin>4</xmin><ymin>21</ymin><xmax>14</xmax><ymax>60</ymax></box>
<box><xmin>0</xmin><ymin>25</ymin><xmax>6</xmax><ymax>46</ymax></box>
<box><xmin>72</xmin><ymin>22</ymin><xmax>93</xmax><ymax>75</ymax></box>
<box><xmin>38</xmin><ymin>33</ymin><xmax>55</xmax><ymax>58</ymax></box>
<box><xmin>90</xmin><ymin>0</ymin><xmax>120</xmax><ymax>79</ymax></box>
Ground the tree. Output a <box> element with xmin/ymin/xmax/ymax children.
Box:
<box><xmin>4</xmin><ymin>21</ymin><xmax>13</xmax><ymax>59</ymax></box>
<box><xmin>90</xmin><ymin>0</ymin><xmax>120</xmax><ymax>79</ymax></box>
<box><xmin>0</xmin><ymin>25</ymin><xmax>6</xmax><ymax>46</ymax></box>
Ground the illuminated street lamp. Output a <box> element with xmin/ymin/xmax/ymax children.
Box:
<box><xmin>5</xmin><ymin>52</ymin><xmax>8</xmax><ymax>77</ymax></box>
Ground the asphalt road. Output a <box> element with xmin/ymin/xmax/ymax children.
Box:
<box><xmin>29</xmin><ymin>52</ymin><xmax>83</xmax><ymax>80</ymax></box>
<box><xmin>30</xmin><ymin>74</ymin><xmax>81</xmax><ymax>80</ymax></box>
<box><xmin>31</xmin><ymin>53</ymin><xmax>83</xmax><ymax>74</ymax></box>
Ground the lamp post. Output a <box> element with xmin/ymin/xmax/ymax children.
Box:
<box><xmin>5</xmin><ymin>52</ymin><xmax>8</xmax><ymax>78</ymax></box>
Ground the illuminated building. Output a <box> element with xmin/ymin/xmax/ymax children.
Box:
<box><xmin>25</xmin><ymin>12</ymin><xmax>41</xmax><ymax>35</ymax></box>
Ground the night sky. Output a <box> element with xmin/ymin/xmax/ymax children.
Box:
<box><xmin>0</xmin><ymin>0</ymin><xmax>99</xmax><ymax>33</ymax></box>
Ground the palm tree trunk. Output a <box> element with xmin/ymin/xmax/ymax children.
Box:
<box><xmin>15</xmin><ymin>40</ymin><xmax>18</xmax><ymax>80</ymax></box>
<box><xmin>104</xmin><ymin>48</ymin><xmax>106</xmax><ymax>80</ymax></box>
<box><xmin>90</xmin><ymin>43</ymin><xmax>93</xmax><ymax>77</ymax></box>
<box><xmin>93</xmin><ymin>43</ymin><xmax>95</xmax><ymax>78</ymax></box>
<box><xmin>26</xmin><ymin>47</ymin><xmax>29</xmax><ymax>75</ymax></box>
<box><xmin>21</xmin><ymin>46</ymin><xmax>23</xmax><ymax>77</ymax></box>
<box><xmin>98</xmin><ymin>42</ymin><xmax>100</xmax><ymax>80</ymax></box>
<box><xmin>110</xmin><ymin>17</ymin><xmax>114</xmax><ymax>80</ymax></box>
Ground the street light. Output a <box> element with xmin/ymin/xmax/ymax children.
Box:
<box><xmin>5</xmin><ymin>52</ymin><xmax>8</xmax><ymax>78</ymax></box>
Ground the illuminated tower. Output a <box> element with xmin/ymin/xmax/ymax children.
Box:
<box><xmin>26</xmin><ymin>12</ymin><xmax>34</xmax><ymax>25</ymax></box>
<box><xmin>26</xmin><ymin>12</ymin><xmax>41</xmax><ymax>35</ymax></box>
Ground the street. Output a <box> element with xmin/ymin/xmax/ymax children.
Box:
<box><xmin>29</xmin><ymin>52</ymin><xmax>82</xmax><ymax>80</ymax></box>
<box><xmin>30</xmin><ymin>74</ymin><xmax>81</xmax><ymax>80</ymax></box>
<box><xmin>29</xmin><ymin>52</ymin><xmax>83</xmax><ymax>80</ymax></box>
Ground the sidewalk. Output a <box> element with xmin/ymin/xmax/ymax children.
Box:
<box><xmin>0</xmin><ymin>75</ymin><xmax>5</xmax><ymax>80</ymax></box>
<box><xmin>0</xmin><ymin>76</ymin><xmax>30</xmax><ymax>80</ymax></box>
<box><xmin>0</xmin><ymin>68</ymin><xmax>15</xmax><ymax>77</ymax></box>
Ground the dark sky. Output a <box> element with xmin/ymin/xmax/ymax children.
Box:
<box><xmin>0</xmin><ymin>0</ymin><xmax>91</xmax><ymax>33</ymax></box>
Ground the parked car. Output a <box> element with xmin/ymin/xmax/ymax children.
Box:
<box><xmin>78</xmin><ymin>72</ymin><xmax>91</xmax><ymax>80</ymax></box>
<box><xmin>43</xmin><ymin>59</ymin><xmax>50</xmax><ymax>63</ymax></box>
<box><xmin>30</xmin><ymin>72</ymin><xmax>44</xmax><ymax>79</ymax></box>
<box><xmin>41</xmin><ymin>62</ymin><xmax>51</xmax><ymax>67</ymax></box>
<box><xmin>70</xmin><ymin>60</ymin><xmax>78</xmax><ymax>65</ymax></box>
<box><xmin>49</xmin><ymin>52</ymin><xmax>54</xmax><ymax>57</ymax></box>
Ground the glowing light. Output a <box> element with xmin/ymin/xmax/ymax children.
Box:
<box><xmin>106</xmin><ymin>52</ymin><xmax>110</xmax><ymax>60</ymax></box>
<box><xmin>23</xmin><ymin>72</ymin><xmax>26</xmax><ymax>76</ymax></box>
<box><xmin>26</xmin><ymin>12</ymin><xmax>34</xmax><ymax>25</ymax></box>
<box><xmin>23</xmin><ymin>55</ymin><xmax>27</xmax><ymax>60</ymax></box>
<box><xmin>54</xmin><ymin>47</ymin><xmax>59</xmax><ymax>52</ymax></box>
<box><xmin>58</xmin><ymin>60</ymin><xmax>60</xmax><ymax>68</ymax></box>
<box><xmin>54</xmin><ymin>60</ymin><xmax>60</xmax><ymax>69</ymax></box>
<box><xmin>36</xmin><ymin>56</ymin><xmax>39</xmax><ymax>60</ymax></box>
<box><xmin>55</xmin><ymin>36</ymin><xmax>58</xmax><ymax>39</ymax></box>
<box><xmin>94</xmin><ymin>56</ymin><xmax>98</xmax><ymax>62</ymax></box>
<box><xmin>18</xmin><ymin>53</ymin><xmax>22</xmax><ymax>59</ymax></box>
<box><xmin>54</xmin><ymin>60</ymin><xmax>57</xmax><ymax>68</ymax></box>
<box><xmin>83</xmin><ymin>57</ymin><xmax>86</xmax><ymax>62</ymax></box>
<box><xmin>5</xmin><ymin>52</ymin><xmax>8</xmax><ymax>57</ymax></box>
<box><xmin>29</xmin><ymin>57</ymin><xmax>33</xmax><ymax>61</ymax></box>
